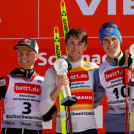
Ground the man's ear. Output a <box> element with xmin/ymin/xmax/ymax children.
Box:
<box><xmin>85</xmin><ymin>44</ymin><xmax>87</xmax><ymax>51</ymax></box>
<box><xmin>35</xmin><ymin>53</ymin><xmax>39</xmax><ymax>61</ymax></box>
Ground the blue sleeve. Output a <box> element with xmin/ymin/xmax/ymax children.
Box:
<box><xmin>93</xmin><ymin>68</ymin><xmax>105</xmax><ymax>108</ymax></box>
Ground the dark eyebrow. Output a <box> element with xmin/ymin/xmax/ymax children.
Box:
<box><xmin>78</xmin><ymin>41</ymin><xmax>83</xmax><ymax>43</ymax></box>
<box><xmin>68</xmin><ymin>41</ymin><xmax>75</xmax><ymax>44</ymax></box>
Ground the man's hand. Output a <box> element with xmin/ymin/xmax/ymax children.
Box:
<box><xmin>50</xmin><ymin>75</ymin><xmax>69</xmax><ymax>101</ymax></box>
<box><xmin>56</xmin><ymin>75</ymin><xmax>70</xmax><ymax>92</ymax></box>
<box><xmin>52</xmin><ymin>111</ymin><xmax>57</xmax><ymax>122</ymax></box>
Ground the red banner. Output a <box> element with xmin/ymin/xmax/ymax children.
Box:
<box><xmin>0</xmin><ymin>0</ymin><xmax>134</xmax><ymax>133</ymax></box>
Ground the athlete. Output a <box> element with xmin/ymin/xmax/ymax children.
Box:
<box><xmin>39</xmin><ymin>28</ymin><xmax>99</xmax><ymax>134</ymax></box>
<box><xmin>0</xmin><ymin>38</ymin><xmax>44</xmax><ymax>134</ymax></box>
<box><xmin>93</xmin><ymin>22</ymin><xmax>134</xmax><ymax>134</ymax></box>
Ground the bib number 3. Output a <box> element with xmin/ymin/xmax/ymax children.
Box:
<box><xmin>22</xmin><ymin>102</ymin><xmax>31</xmax><ymax>114</ymax></box>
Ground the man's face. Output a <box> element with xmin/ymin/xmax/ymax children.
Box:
<box><xmin>65</xmin><ymin>36</ymin><xmax>87</xmax><ymax>62</ymax></box>
<box><xmin>102</xmin><ymin>35</ymin><xmax>121</xmax><ymax>58</ymax></box>
<box><xmin>17</xmin><ymin>46</ymin><xmax>38</xmax><ymax>69</ymax></box>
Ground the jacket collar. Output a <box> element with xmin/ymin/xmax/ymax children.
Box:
<box><xmin>107</xmin><ymin>51</ymin><xmax>123</xmax><ymax>66</ymax></box>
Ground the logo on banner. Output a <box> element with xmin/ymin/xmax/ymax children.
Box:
<box><xmin>76</xmin><ymin>0</ymin><xmax>134</xmax><ymax>15</ymax></box>
<box><xmin>35</xmin><ymin>49</ymin><xmax>107</xmax><ymax>67</ymax></box>
<box><xmin>14</xmin><ymin>83</ymin><xmax>41</xmax><ymax>95</ymax></box>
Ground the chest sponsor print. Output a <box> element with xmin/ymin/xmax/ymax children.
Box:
<box><xmin>104</xmin><ymin>67</ymin><xmax>125</xmax><ymax>82</ymax></box>
<box><xmin>72</xmin><ymin>91</ymin><xmax>93</xmax><ymax>105</ymax></box>
<box><xmin>14</xmin><ymin>83</ymin><xmax>41</xmax><ymax>95</ymax></box>
<box><xmin>68</xmin><ymin>71</ymin><xmax>89</xmax><ymax>82</ymax></box>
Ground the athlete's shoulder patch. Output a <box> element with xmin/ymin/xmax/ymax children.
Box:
<box><xmin>82</xmin><ymin>61</ymin><xmax>92</xmax><ymax>71</ymax></box>
<box><xmin>82</xmin><ymin>61</ymin><xmax>91</xmax><ymax>68</ymax></box>
<box><xmin>84</xmin><ymin>62</ymin><xmax>90</xmax><ymax>68</ymax></box>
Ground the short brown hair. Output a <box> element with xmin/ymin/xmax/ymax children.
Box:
<box><xmin>65</xmin><ymin>28</ymin><xmax>88</xmax><ymax>45</ymax></box>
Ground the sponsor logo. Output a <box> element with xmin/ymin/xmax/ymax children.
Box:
<box><xmin>76</xmin><ymin>0</ymin><xmax>134</xmax><ymax>15</ymax></box>
<box><xmin>117</xmin><ymin>106</ymin><xmax>126</xmax><ymax>111</ymax></box>
<box><xmin>72</xmin><ymin>92</ymin><xmax>93</xmax><ymax>104</ymax></box>
<box><xmin>0</xmin><ymin>79</ymin><xmax>5</xmax><ymax>86</ymax></box>
<box><xmin>71</xmin><ymin>111</ymin><xmax>94</xmax><ymax>116</ymax></box>
<box><xmin>84</xmin><ymin>63</ymin><xmax>90</xmax><ymax>68</ymax></box>
<box><xmin>35</xmin><ymin>122</ymin><xmax>42</xmax><ymax>128</ymax></box>
<box><xmin>124</xmin><ymin>69</ymin><xmax>132</xmax><ymax>85</ymax></box>
<box><xmin>103</xmin><ymin>28</ymin><xmax>114</xmax><ymax>35</ymax></box>
<box><xmin>5</xmin><ymin>121</ymin><xmax>15</xmax><ymax>125</ymax></box>
<box><xmin>35</xmin><ymin>50</ymin><xmax>107</xmax><ymax>67</ymax></box>
<box><xmin>104</xmin><ymin>67</ymin><xmax>125</xmax><ymax>82</ymax></box>
<box><xmin>69</xmin><ymin>71</ymin><xmax>89</xmax><ymax>82</ymax></box>
<box><xmin>20</xmin><ymin>121</ymin><xmax>31</xmax><ymax>126</ymax></box>
<box><xmin>14</xmin><ymin>83</ymin><xmax>41</xmax><ymax>95</ymax></box>
<box><xmin>55</xmin><ymin>44</ymin><xmax>61</xmax><ymax>59</ymax></box>
<box><xmin>6</xmin><ymin>114</ymin><xmax>42</xmax><ymax>120</ymax></box>
<box><xmin>20</xmin><ymin>38</ymin><xmax>31</xmax><ymax>45</ymax></box>
<box><xmin>63</xmin><ymin>18</ymin><xmax>68</xmax><ymax>37</ymax></box>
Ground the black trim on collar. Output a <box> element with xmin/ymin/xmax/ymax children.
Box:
<box><xmin>10</xmin><ymin>68</ymin><xmax>35</xmax><ymax>81</ymax></box>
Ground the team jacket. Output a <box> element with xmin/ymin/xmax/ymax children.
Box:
<box><xmin>39</xmin><ymin>60</ymin><xmax>99</xmax><ymax>133</ymax></box>
<box><xmin>0</xmin><ymin>68</ymin><xmax>44</xmax><ymax>130</ymax></box>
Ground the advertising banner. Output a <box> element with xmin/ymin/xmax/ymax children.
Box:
<box><xmin>0</xmin><ymin>0</ymin><xmax>134</xmax><ymax>133</ymax></box>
